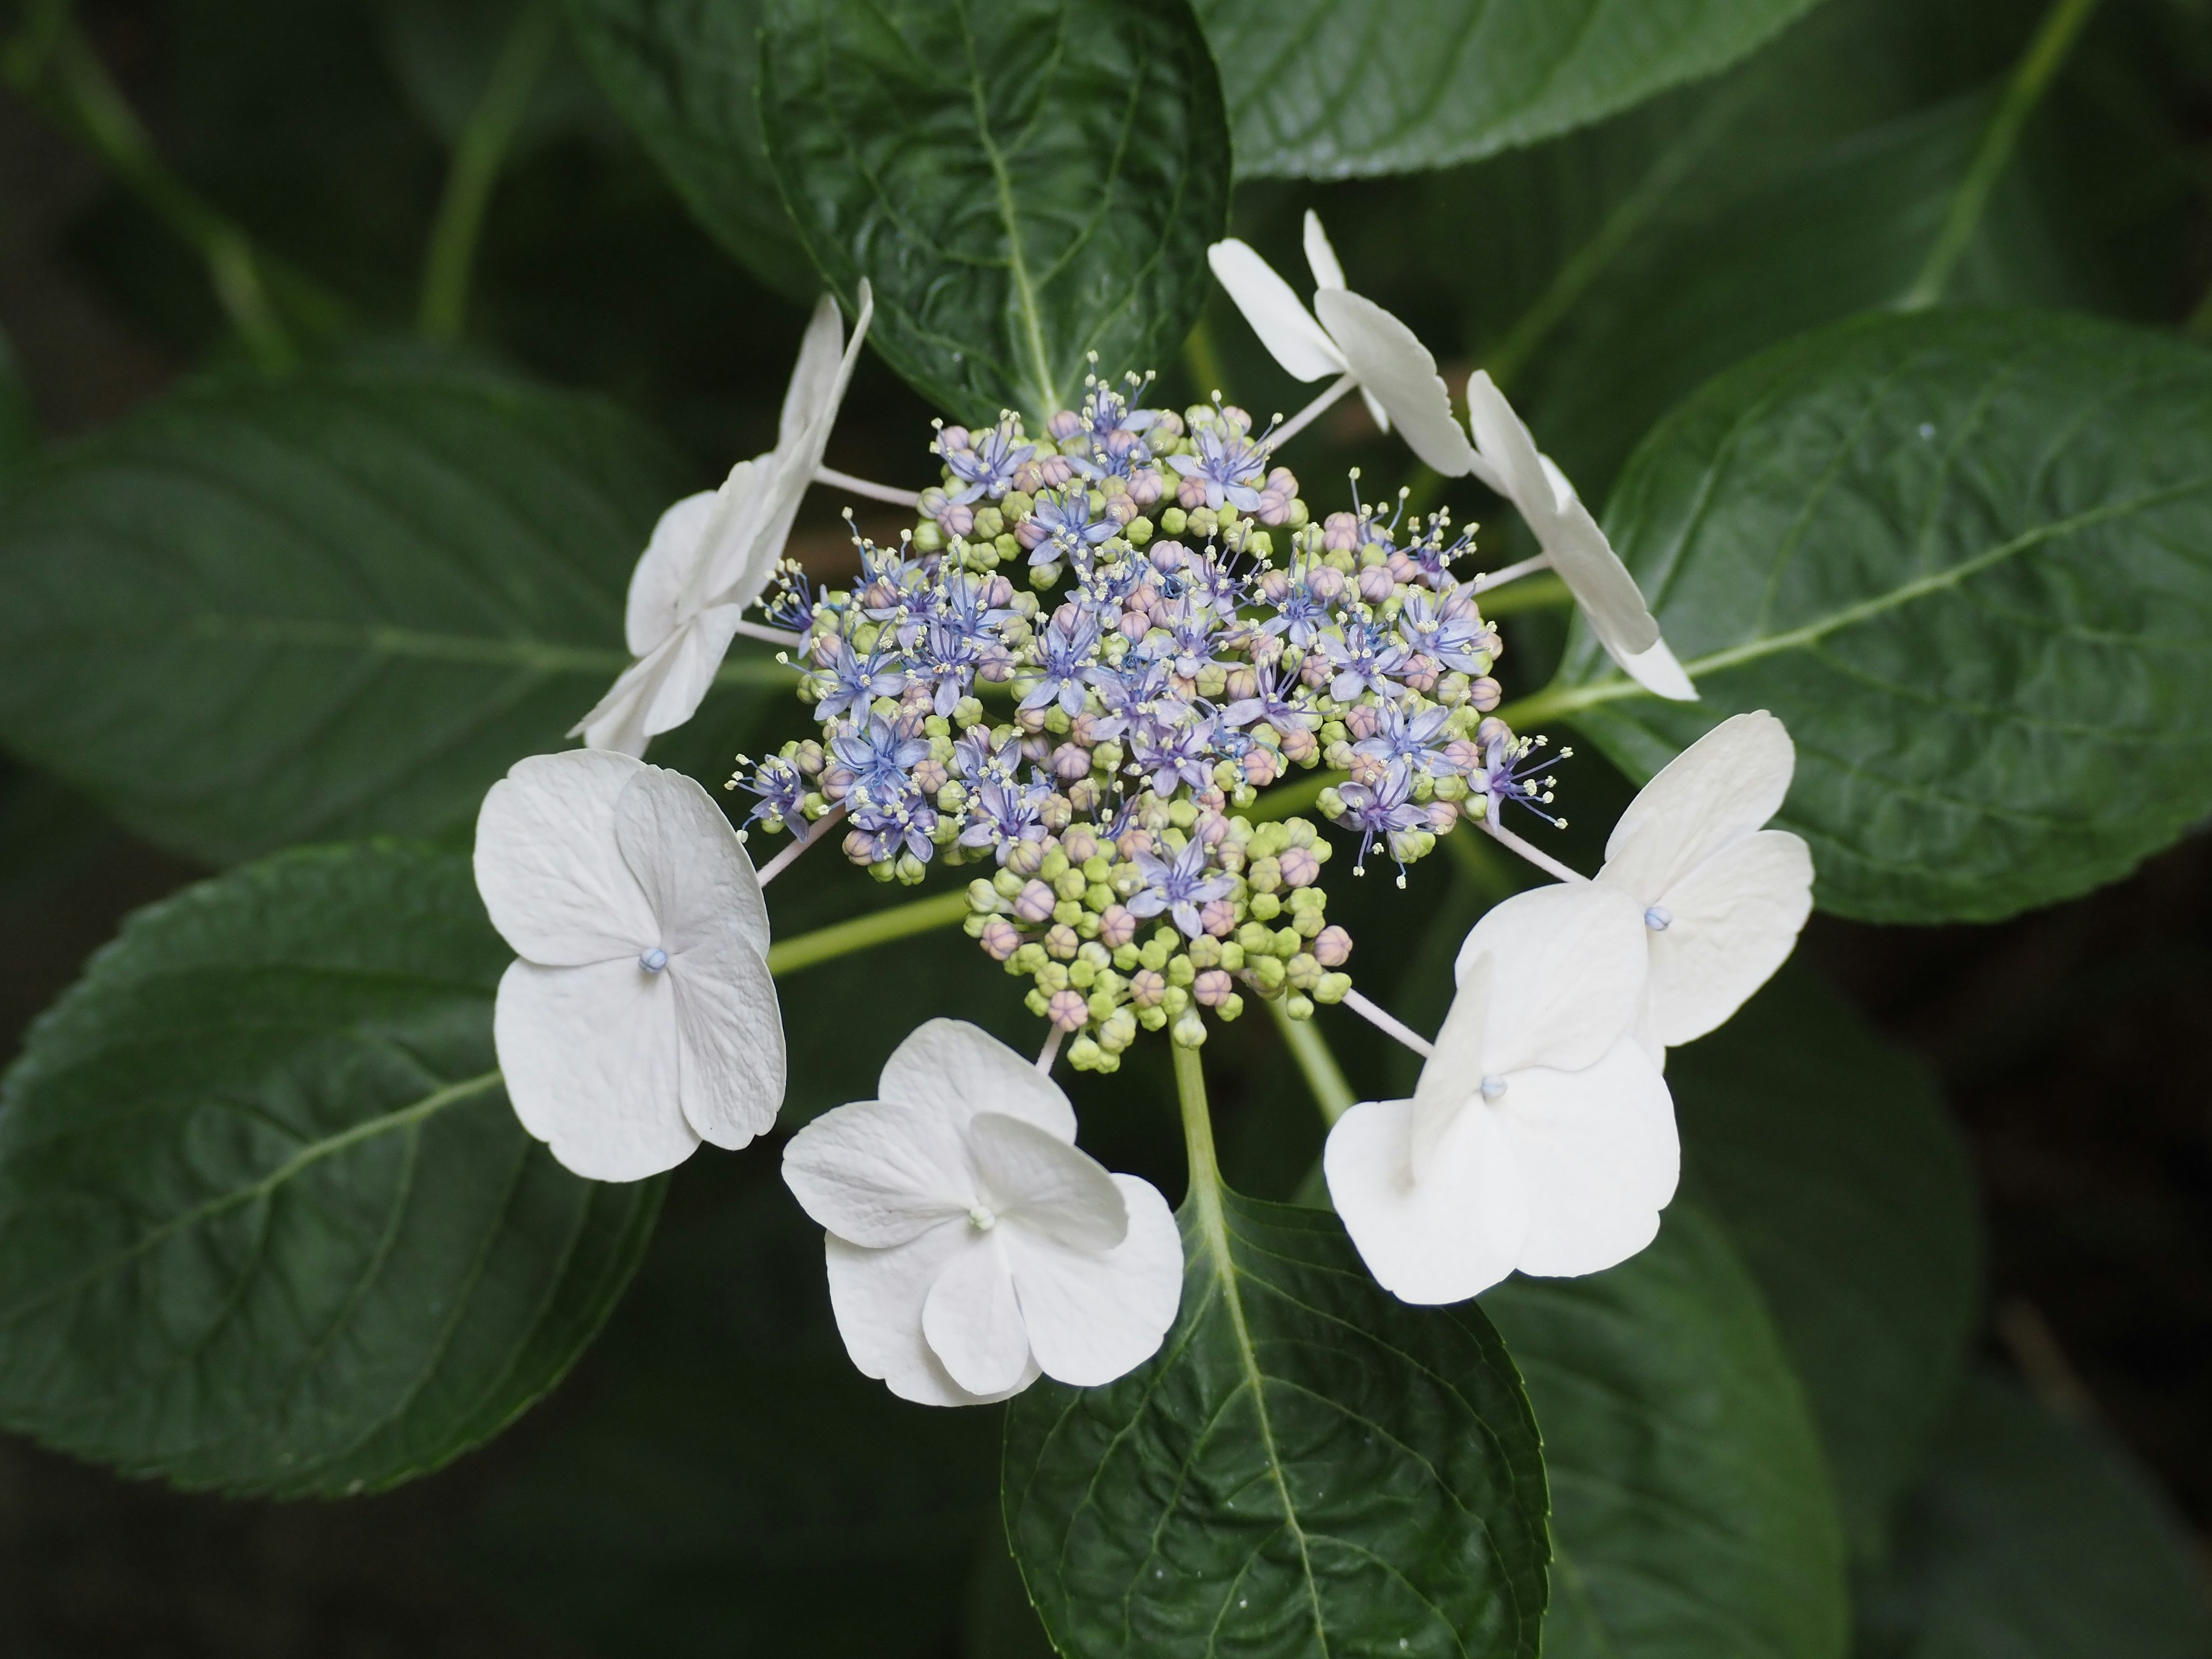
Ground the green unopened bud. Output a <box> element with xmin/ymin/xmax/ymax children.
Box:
<box><xmin>1315</xmin><ymin>972</ymin><xmax>1352</xmax><ymax>1004</ymax></box>
<box><xmin>1171</xmin><ymin>1010</ymin><xmax>1207</xmax><ymax>1048</ymax></box>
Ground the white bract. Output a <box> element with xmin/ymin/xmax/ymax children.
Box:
<box><xmin>1208</xmin><ymin>211</ymin><xmax>1478</xmax><ymax>476</ymax></box>
<box><xmin>1590</xmin><ymin>710</ymin><xmax>1815</xmax><ymax>1062</ymax></box>
<box><xmin>783</xmin><ymin>1020</ymin><xmax>1183</xmax><ymax>1406</ymax></box>
<box><xmin>475</xmin><ymin>748</ymin><xmax>785</xmax><ymax>1180</ymax></box>
<box><xmin>1326</xmin><ymin>882</ymin><xmax>1676</xmax><ymax>1305</ymax></box>
<box><xmin>1462</xmin><ymin>370</ymin><xmax>1696</xmax><ymax>702</ymax></box>
<box><xmin>575</xmin><ymin>282</ymin><xmax>875</xmax><ymax>755</ymax></box>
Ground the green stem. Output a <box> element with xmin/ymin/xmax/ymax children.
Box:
<box><xmin>1266</xmin><ymin>1001</ymin><xmax>1354</xmax><ymax>1126</ymax></box>
<box><xmin>764</xmin><ymin>888</ymin><xmax>970</xmax><ymax>977</ymax></box>
<box><xmin>1476</xmin><ymin>571</ymin><xmax>1571</xmax><ymax>616</ymax></box>
<box><xmin>1900</xmin><ymin>0</ymin><xmax>2103</xmax><ymax>310</ymax></box>
<box><xmin>419</xmin><ymin>0</ymin><xmax>562</xmax><ymax>339</ymax></box>
<box><xmin>1172</xmin><ymin>1041</ymin><xmax>1225</xmax><ymax>1220</ymax></box>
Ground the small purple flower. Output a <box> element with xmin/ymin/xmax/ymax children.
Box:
<box><xmin>830</xmin><ymin>713</ymin><xmax>929</xmax><ymax>808</ymax></box>
<box><xmin>1334</xmin><ymin>761</ymin><xmax>1426</xmax><ymax>875</ymax></box>
<box><xmin>1323</xmin><ymin>621</ymin><xmax>1413</xmax><ymax>703</ymax></box>
<box><xmin>1126</xmin><ymin>837</ymin><xmax>1234</xmax><ymax>939</ymax></box>
<box><xmin>736</xmin><ymin>753</ymin><xmax>808</xmax><ymax>835</ymax></box>
<box><xmin>1221</xmin><ymin>661</ymin><xmax>1319</xmax><ymax>738</ymax></box>
<box><xmin>1398</xmin><ymin>584</ymin><xmax>1490</xmax><ymax>672</ymax></box>
<box><xmin>1127</xmin><ymin>701</ymin><xmax>1218</xmax><ymax>796</ymax></box>
<box><xmin>814</xmin><ymin>639</ymin><xmax>906</xmax><ymax>722</ymax></box>
<box><xmin>1166</xmin><ymin>414</ymin><xmax>1270</xmax><ymax>512</ymax></box>
<box><xmin>1018</xmin><ymin>608</ymin><xmax>1101</xmax><ymax>716</ymax></box>
<box><xmin>942</xmin><ymin>416</ymin><xmax>1034</xmax><ymax>504</ymax></box>
<box><xmin>1354</xmin><ymin>700</ymin><xmax>1459</xmax><ymax>772</ymax></box>
<box><xmin>1022</xmin><ymin>488</ymin><xmax>1118</xmax><ymax>567</ymax></box>
<box><xmin>960</xmin><ymin>777</ymin><xmax>1052</xmax><ymax>863</ymax></box>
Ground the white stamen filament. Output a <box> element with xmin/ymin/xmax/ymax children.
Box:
<box><xmin>815</xmin><ymin>465</ymin><xmax>921</xmax><ymax>508</ymax></box>
<box><xmin>756</xmin><ymin>801</ymin><xmax>847</xmax><ymax>888</ymax></box>
<box><xmin>1469</xmin><ymin>552</ymin><xmax>1553</xmax><ymax>594</ymax></box>
<box><xmin>1481</xmin><ymin>818</ymin><xmax>1589</xmax><ymax>885</ymax></box>
<box><xmin>1267</xmin><ymin>372</ymin><xmax>1360</xmax><ymax>450</ymax></box>
<box><xmin>1342</xmin><ymin>987</ymin><xmax>1435</xmax><ymax>1059</ymax></box>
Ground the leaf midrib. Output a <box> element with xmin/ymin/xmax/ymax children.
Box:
<box><xmin>955</xmin><ymin>0</ymin><xmax>1057</xmax><ymax>415</ymax></box>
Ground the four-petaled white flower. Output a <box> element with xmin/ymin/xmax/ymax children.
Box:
<box><xmin>475</xmin><ymin>749</ymin><xmax>785</xmax><ymax>1180</ymax></box>
<box><xmin>1209</xmin><ymin>211</ymin><xmax>1478</xmax><ymax>478</ymax></box>
<box><xmin>1587</xmin><ymin>710</ymin><xmax>1815</xmax><ymax>1065</ymax></box>
<box><xmin>574</xmin><ymin>282</ymin><xmax>875</xmax><ymax>755</ymax></box>
<box><xmin>1461</xmin><ymin>370</ymin><xmax>1696</xmax><ymax>703</ymax></box>
<box><xmin>1325</xmin><ymin>882</ymin><xmax>1677</xmax><ymax>1305</ymax></box>
<box><xmin>783</xmin><ymin>1020</ymin><xmax>1183</xmax><ymax>1406</ymax></box>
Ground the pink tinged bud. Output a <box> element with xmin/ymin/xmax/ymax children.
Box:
<box><xmin>912</xmin><ymin>759</ymin><xmax>949</xmax><ymax>794</ymax></box>
<box><xmin>1119</xmin><ymin>608</ymin><xmax>1150</xmax><ymax>642</ymax></box>
<box><xmin>1040</xmin><ymin>455</ymin><xmax>1075</xmax><ymax>487</ymax></box>
<box><xmin>1007</xmin><ymin>839</ymin><xmax>1046</xmax><ymax>876</ymax></box>
<box><xmin>1279</xmin><ymin>726</ymin><xmax>1320</xmax><ymax>764</ymax></box>
<box><xmin>1307</xmin><ymin>566</ymin><xmax>1346</xmax><ymax>602</ymax></box>
<box><xmin>1048</xmin><ymin>988</ymin><xmax>1090</xmax><ymax>1030</ymax></box>
<box><xmin>1258</xmin><ymin>569</ymin><xmax>1292</xmax><ymax>604</ymax></box>
<box><xmin>980</xmin><ymin>918</ymin><xmax>1023</xmax><ymax>960</ymax></box>
<box><xmin>1046</xmin><ymin>410</ymin><xmax>1082</xmax><ymax>441</ymax></box>
<box><xmin>1322</xmin><ymin>512</ymin><xmax>1360</xmax><ymax>552</ymax></box>
<box><xmin>1196</xmin><ymin>812</ymin><xmax>1230</xmax><ymax>847</ymax></box>
<box><xmin>1403</xmin><ymin>656</ymin><xmax>1440</xmax><ymax>694</ymax></box>
<box><xmin>1387</xmin><ymin>551</ymin><xmax>1419</xmax><ymax>583</ymax></box>
<box><xmin>1426</xmin><ymin>801</ymin><xmax>1461</xmax><ymax>833</ymax></box>
<box><xmin>1298</xmin><ymin>654</ymin><xmax>1332</xmax><ymax>690</ymax></box>
<box><xmin>1346</xmin><ymin>753</ymin><xmax>1386</xmax><ymax>787</ymax></box>
<box><xmin>1107</xmin><ymin>494</ymin><xmax>1138</xmax><ymax>526</ymax></box>
<box><xmin>1445</xmin><ymin>738</ymin><xmax>1483</xmax><ymax>771</ymax></box>
<box><xmin>1149</xmin><ymin>542</ymin><xmax>1185</xmax><ymax>573</ymax></box>
<box><xmin>823</xmin><ymin>768</ymin><xmax>854</xmax><ymax>801</ymax></box>
<box><xmin>1099</xmin><ymin>904</ymin><xmax>1138</xmax><ymax>949</ymax></box>
<box><xmin>1200</xmin><ymin>898</ymin><xmax>1238</xmax><ymax>937</ymax></box>
<box><xmin>1241</xmin><ymin>747</ymin><xmax>1282</xmax><ymax>787</ymax></box>
<box><xmin>1061</xmin><ymin>827</ymin><xmax>1099</xmax><ymax>864</ymax></box>
<box><xmin>1358</xmin><ymin>566</ymin><xmax>1396</xmax><ymax>605</ymax></box>
<box><xmin>1067</xmin><ymin>778</ymin><xmax>1101</xmax><ymax>813</ymax></box>
<box><xmin>1279</xmin><ymin>846</ymin><xmax>1321</xmax><ymax>888</ymax></box>
<box><xmin>1130</xmin><ymin>969</ymin><xmax>1166</xmax><ymax>1008</ymax></box>
<box><xmin>1257</xmin><ymin>491</ymin><xmax>1293</xmax><ymax>527</ymax></box>
<box><xmin>1118</xmin><ymin>828</ymin><xmax>1155</xmax><ymax>860</ymax></box>
<box><xmin>1177</xmin><ymin>474</ymin><xmax>1211</xmax><ymax>510</ymax></box>
<box><xmin>1051</xmin><ymin>743</ymin><xmax>1092</xmax><ymax>782</ymax></box>
<box><xmin>1313</xmin><ymin>925</ymin><xmax>1353</xmax><ymax>967</ymax></box>
<box><xmin>1471</xmin><ymin>677</ymin><xmax>1503</xmax><ymax>712</ymax></box>
<box><xmin>1196</xmin><ymin>785</ymin><xmax>1228</xmax><ymax>813</ymax></box>
<box><xmin>1129</xmin><ymin>468</ymin><xmax>1165</xmax><ymax>506</ymax></box>
<box><xmin>940</xmin><ymin>503</ymin><xmax>975</xmax><ymax>537</ymax></box>
<box><xmin>1012</xmin><ymin>461</ymin><xmax>1044</xmax><ymax>494</ymax></box>
<box><xmin>1343</xmin><ymin>703</ymin><xmax>1381</xmax><ymax>740</ymax></box>
<box><xmin>1475</xmin><ymin>715</ymin><xmax>1512</xmax><ymax>748</ymax></box>
<box><xmin>1225</xmin><ymin>665</ymin><xmax>1259</xmax><ymax>703</ymax></box>
<box><xmin>984</xmin><ymin>574</ymin><xmax>1014</xmax><ymax>607</ymax></box>
<box><xmin>809</xmin><ymin>634</ymin><xmax>839</xmax><ymax>668</ymax></box>
<box><xmin>1016</xmin><ymin>520</ymin><xmax>1047</xmax><ymax>550</ymax></box>
<box><xmin>919</xmin><ymin>486</ymin><xmax>950</xmax><ymax>516</ymax></box>
<box><xmin>938</xmin><ymin>425</ymin><xmax>972</xmax><ymax>452</ymax></box>
<box><xmin>1193</xmin><ymin>969</ymin><xmax>1234</xmax><ymax>1008</ymax></box>
<box><xmin>1015</xmin><ymin>880</ymin><xmax>1057</xmax><ymax>923</ymax></box>
<box><xmin>1267</xmin><ymin>467</ymin><xmax>1298</xmax><ymax>495</ymax></box>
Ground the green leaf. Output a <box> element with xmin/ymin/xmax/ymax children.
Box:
<box><xmin>380</xmin><ymin>0</ymin><xmax>619</xmax><ymax>154</ymax></box>
<box><xmin>1671</xmin><ymin>966</ymin><xmax>1980</xmax><ymax>1561</ymax></box>
<box><xmin>1543</xmin><ymin>308</ymin><xmax>2212</xmax><ymax>922</ymax></box>
<box><xmin>0</xmin><ymin>840</ymin><xmax>661</xmax><ymax>1497</ymax></box>
<box><xmin>0</xmin><ymin>361</ymin><xmax>764</xmax><ymax>866</ymax></box>
<box><xmin>471</xmin><ymin>1168</ymin><xmax>999</xmax><ymax>1658</ymax></box>
<box><xmin>562</xmin><ymin>0</ymin><xmax>822</xmax><ymax>302</ymax></box>
<box><xmin>758</xmin><ymin>0</ymin><xmax>1231</xmax><ymax>422</ymax></box>
<box><xmin>1483</xmin><ymin>1201</ymin><xmax>1849</xmax><ymax>1659</ymax></box>
<box><xmin>1196</xmin><ymin>0</ymin><xmax>1830</xmax><ymax>180</ymax></box>
<box><xmin>1003</xmin><ymin>1185</ymin><xmax>1551</xmax><ymax>1659</ymax></box>
<box><xmin>0</xmin><ymin>328</ymin><xmax>36</xmax><ymax>473</ymax></box>
<box><xmin>1857</xmin><ymin>1371</ymin><xmax>2212</xmax><ymax>1658</ymax></box>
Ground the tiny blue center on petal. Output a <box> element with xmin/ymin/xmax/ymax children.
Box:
<box><xmin>1479</xmin><ymin>1074</ymin><xmax>1508</xmax><ymax>1102</ymax></box>
<box><xmin>639</xmin><ymin>947</ymin><xmax>669</xmax><ymax>974</ymax></box>
<box><xmin>1643</xmin><ymin>906</ymin><xmax>1672</xmax><ymax>933</ymax></box>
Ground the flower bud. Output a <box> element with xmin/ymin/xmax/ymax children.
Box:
<box><xmin>1200</xmin><ymin>897</ymin><xmax>1238</xmax><ymax>937</ymax></box>
<box><xmin>1047</xmin><ymin>987</ymin><xmax>1089</xmax><ymax>1029</ymax></box>
<box><xmin>1192</xmin><ymin>968</ymin><xmax>1234</xmax><ymax>1008</ymax></box>
<box><xmin>1471</xmin><ymin>677</ymin><xmax>1503</xmax><ymax>712</ymax></box>
<box><xmin>1051</xmin><ymin>743</ymin><xmax>1092</xmax><ymax>783</ymax></box>
<box><xmin>980</xmin><ymin>918</ymin><xmax>1022</xmax><ymax>960</ymax></box>
<box><xmin>1014</xmin><ymin>879</ymin><xmax>1056</xmax><ymax>923</ymax></box>
<box><xmin>1313</xmin><ymin>925</ymin><xmax>1353</xmax><ymax>967</ymax></box>
<box><xmin>1128</xmin><ymin>968</ymin><xmax>1166</xmax><ymax>1008</ymax></box>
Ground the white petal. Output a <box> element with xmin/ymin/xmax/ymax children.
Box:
<box><xmin>1452</xmin><ymin>882</ymin><xmax>1650</xmax><ymax>1076</ymax></box>
<box><xmin>1499</xmin><ymin>1039</ymin><xmax>1678</xmax><ymax>1279</ymax></box>
<box><xmin>475</xmin><ymin>749</ymin><xmax>653</xmax><ymax>964</ymax></box>
<box><xmin>624</xmin><ymin>490</ymin><xmax>717</xmax><ymax>657</ymax></box>
<box><xmin>779</xmin><ymin>290</ymin><xmax>847</xmax><ymax>450</ymax></box>
<box><xmin>1410</xmin><ymin>949</ymin><xmax>1492</xmax><ymax>1167</ymax></box>
<box><xmin>878</xmin><ymin>1019</ymin><xmax>1077</xmax><ymax>1143</ymax></box>
<box><xmin>1326</xmin><ymin>1096</ymin><xmax>1529</xmax><ymax>1305</ymax></box>
<box><xmin>782</xmin><ymin>1097</ymin><xmax>978</xmax><ymax>1248</ymax></box>
<box><xmin>825</xmin><ymin>1227</ymin><xmax>1033</xmax><ymax>1407</ymax></box>
<box><xmin>494</xmin><ymin>957</ymin><xmax>697</xmax><ymax>1181</ymax></box>
<box><xmin>675</xmin><ymin>457</ymin><xmax>768</xmax><ymax>619</ymax></box>
<box><xmin>1006</xmin><ymin>1175</ymin><xmax>1182</xmax><ymax>1387</ymax></box>
<box><xmin>1598</xmin><ymin>710</ymin><xmax>1798</xmax><ymax>900</ymax></box>
<box><xmin>1207</xmin><ymin>240</ymin><xmax>1347</xmax><ymax>384</ymax></box>
<box><xmin>637</xmin><ymin>606</ymin><xmax>746</xmax><ymax>743</ymax></box>
<box><xmin>671</xmin><ymin>934</ymin><xmax>785</xmax><ymax>1149</ymax></box>
<box><xmin>1619</xmin><ymin>636</ymin><xmax>1699</xmax><ymax>702</ymax></box>
<box><xmin>612</xmin><ymin>763</ymin><xmax>770</xmax><ymax>959</ymax></box>
<box><xmin>1312</xmin><ymin>289</ymin><xmax>1476</xmax><ymax>477</ymax></box>
<box><xmin>1643</xmin><ymin>830</ymin><xmax>1813</xmax><ymax>1048</ymax></box>
<box><xmin>573</xmin><ymin>650</ymin><xmax>663</xmax><ymax>757</ymax></box>
<box><xmin>1302</xmin><ymin>209</ymin><xmax>1347</xmax><ymax>292</ymax></box>
<box><xmin>1359</xmin><ymin>384</ymin><xmax>1392</xmax><ymax>435</ymax></box>
<box><xmin>968</xmin><ymin>1112</ymin><xmax>1126</xmax><ymax>1252</ymax></box>
<box><xmin>1464</xmin><ymin>371</ymin><xmax>1552</xmax><ymax>513</ymax></box>
<box><xmin>923</xmin><ymin>1232</ymin><xmax>1033</xmax><ymax>1396</ymax></box>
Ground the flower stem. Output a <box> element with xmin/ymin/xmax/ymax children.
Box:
<box><xmin>763</xmin><ymin>887</ymin><xmax>969</xmax><ymax>977</ymax></box>
<box><xmin>1480</xmin><ymin>817</ymin><xmax>1588</xmax><ymax>885</ymax></box>
<box><xmin>732</xmin><ymin>620</ymin><xmax>806</xmax><ymax>650</ymax></box>
<box><xmin>814</xmin><ymin>466</ymin><xmax>921</xmax><ymax>509</ymax></box>
<box><xmin>1268</xmin><ymin>373</ymin><xmax>1358</xmax><ymax>450</ymax></box>
<box><xmin>755</xmin><ymin>803</ymin><xmax>845</xmax><ymax>888</ymax></box>
<box><xmin>1340</xmin><ymin>989</ymin><xmax>1435</xmax><ymax>1061</ymax></box>
<box><xmin>1172</xmin><ymin>1041</ymin><xmax>1225</xmax><ymax>1223</ymax></box>
<box><xmin>1035</xmin><ymin>1026</ymin><xmax>1065</xmax><ymax>1075</ymax></box>
<box><xmin>419</xmin><ymin>0</ymin><xmax>562</xmax><ymax>339</ymax></box>
<box><xmin>1469</xmin><ymin>553</ymin><xmax>1553</xmax><ymax>595</ymax></box>
<box><xmin>1265</xmin><ymin>999</ymin><xmax>1355</xmax><ymax>1124</ymax></box>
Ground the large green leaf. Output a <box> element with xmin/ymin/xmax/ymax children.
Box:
<box><xmin>0</xmin><ymin>328</ymin><xmax>35</xmax><ymax>472</ymax></box>
<box><xmin>1671</xmin><ymin>967</ymin><xmax>1980</xmax><ymax>1561</ymax></box>
<box><xmin>759</xmin><ymin>0</ymin><xmax>1230</xmax><ymax>422</ymax></box>
<box><xmin>0</xmin><ymin>841</ymin><xmax>661</xmax><ymax>1496</ymax></box>
<box><xmin>1857</xmin><ymin>1372</ymin><xmax>2212</xmax><ymax>1658</ymax></box>
<box><xmin>1003</xmin><ymin>1184</ymin><xmax>1551</xmax><ymax>1659</ymax></box>
<box><xmin>0</xmin><ymin>361</ymin><xmax>770</xmax><ymax>866</ymax></box>
<box><xmin>563</xmin><ymin>0</ymin><xmax>821</xmax><ymax>302</ymax></box>
<box><xmin>1540</xmin><ymin>308</ymin><xmax>2212</xmax><ymax>923</ymax></box>
<box><xmin>1483</xmin><ymin>1201</ymin><xmax>1849</xmax><ymax>1659</ymax></box>
<box><xmin>1197</xmin><ymin>0</ymin><xmax>1830</xmax><ymax>180</ymax></box>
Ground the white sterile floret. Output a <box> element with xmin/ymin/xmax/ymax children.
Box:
<box><xmin>1208</xmin><ymin>211</ymin><xmax>1478</xmax><ymax>477</ymax></box>
<box><xmin>1593</xmin><ymin>710</ymin><xmax>1815</xmax><ymax>1062</ymax></box>
<box><xmin>574</xmin><ymin>281</ymin><xmax>876</xmax><ymax>755</ymax></box>
<box><xmin>782</xmin><ymin>1020</ymin><xmax>1183</xmax><ymax>1406</ymax></box>
<box><xmin>1461</xmin><ymin>370</ymin><xmax>1696</xmax><ymax>703</ymax></box>
<box><xmin>1326</xmin><ymin>882</ymin><xmax>1677</xmax><ymax>1305</ymax></box>
<box><xmin>475</xmin><ymin>749</ymin><xmax>785</xmax><ymax>1180</ymax></box>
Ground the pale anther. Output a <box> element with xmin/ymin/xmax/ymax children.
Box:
<box><xmin>1643</xmin><ymin>906</ymin><xmax>1673</xmax><ymax>933</ymax></box>
<box><xmin>639</xmin><ymin>947</ymin><xmax>669</xmax><ymax>973</ymax></box>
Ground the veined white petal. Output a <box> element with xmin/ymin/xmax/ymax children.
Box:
<box><xmin>475</xmin><ymin>749</ymin><xmax>653</xmax><ymax>964</ymax></box>
<box><xmin>636</xmin><ymin>605</ymin><xmax>747</xmax><ymax>744</ymax></box>
<box><xmin>1325</xmin><ymin>1096</ymin><xmax>1528</xmax><ymax>1305</ymax></box>
<box><xmin>1411</xmin><ymin>950</ymin><xmax>1492</xmax><ymax>1168</ymax></box>
<box><xmin>922</xmin><ymin>1233</ymin><xmax>1033</xmax><ymax>1396</ymax></box>
<box><xmin>969</xmin><ymin>1112</ymin><xmax>1126</xmax><ymax>1252</ymax></box>
<box><xmin>1207</xmin><ymin>239</ymin><xmax>1347</xmax><ymax>384</ymax></box>
<box><xmin>782</xmin><ymin>1097</ymin><xmax>980</xmax><ymax>1248</ymax></box>
<box><xmin>1452</xmin><ymin>882</ymin><xmax>1649</xmax><ymax>1077</ymax></box>
<box><xmin>494</xmin><ymin>957</ymin><xmax>698</xmax><ymax>1180</ymax></box>
<box><xmin>612</xmin><ymin>759</ymin><xmax>770</xmax><ymax>959</ymax></box>
<box><xmin>1005</xmin><ymin>1174</ymin><xmax>1182</xmax><ymax>1387</ymax></box>
<box><xmin>825</xmin><ymin>1227</ymin><xmax>1032</xmax><ymax>1407</ymax></box>
<box><xmin>878</xmin><ymin>1020</ymin><xmax>1077</xmax><ymax>1143</ymax></box>
<box><xmin>624</xmin><ymin>490</ymin><xmax>717</xmax><ymax>657</ymax></box>
<box><xmin>573</xmin><ymin>648</ymin><xmax>664</xmax><ymax>757</ymax></box>
<box><xmin>1641</xmin><ymin>829</ymin><xmax>1813</xmax><ymax>1048</ymax></box>
<box><xmin>779</xmin><ymin>290</ymin><xmax>847</xmax><ymax>450</ymax></box>
<box><xmin>670</xmin><ymin>934</ymin><xmax>785</xmax><ymax>1150</ymax></box>
<box><xmin>1312</xmin><ymin>289</ymin><xmax>1476</xmax><ymax>477</ymax></box>
<box><xmin>1302</xmin><ymin>209</ymin><xmax>1348</xmax><ymax>292</ymax></box>
<box><xmin>1499</xmin><ymin>1039</ymin><xmax>1678</xmax><ymax>1279</ymax></box>
<box><xmin>1599</xmin><ymin>711</ymin><xmax>1797</xmax><ymax>899</ymax></box>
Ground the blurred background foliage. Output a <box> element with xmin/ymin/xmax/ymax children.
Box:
<box><xmin>1</xmin><ymin>0</ymin><xmax>2210</xmax><ymax>1652</ymax></box>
